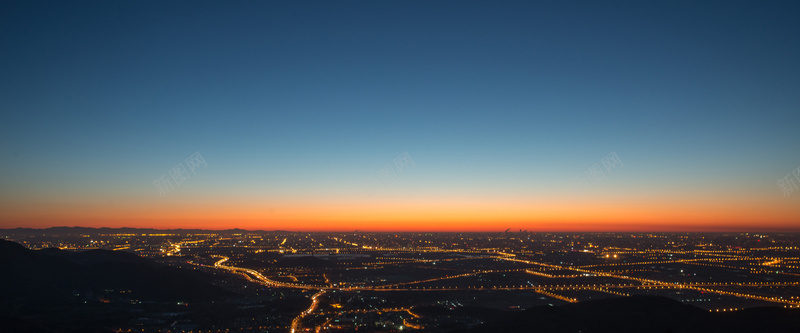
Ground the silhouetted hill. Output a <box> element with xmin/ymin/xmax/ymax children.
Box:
<box><xmin>0</xmin><ymin>314</ymin><xmax>60</xmax><ymax>333</ymax></box>
<box><xmin>68</xmin><ymin>248</ymin><xmax>150</xmax><ymax>265</ymax></box>
<box><xmin>715</xmin><ymin>306</ymin><xmax>800</xmax><ymax>333</ymax></box>
<box><xmin>0</xmin><ymin>239</ymin><xmax>233</xmax><ymax>310</ymax></box>
<box><xmin>0</xmin><ymin>238</ymin><xmax>33</xmax><ymax>259</ymax></box>
<box><xmin>453</xmin><ymin>295</ymin><xmax>800</xmax><ymax>333</ymax></box>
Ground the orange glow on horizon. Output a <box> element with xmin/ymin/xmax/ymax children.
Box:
<box><xmin>2</xmin><ymin>192</ymin><xmax>798</xmax><ymax>232</ymax></box>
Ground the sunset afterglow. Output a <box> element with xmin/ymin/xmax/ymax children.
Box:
<box><xmin>1</xmin><ymin>1</ymin><xmax>799</xmax><ymax>232</ymax></box>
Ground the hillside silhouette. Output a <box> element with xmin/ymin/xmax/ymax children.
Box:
<box><xmin>455</xmin><ymin>295</ymin><xmax>800</xmax><ymax>333</ymax></box>
<box><xmin>0</xmin><ymin>239</ymin><xmax>232</xmax><ymax>308</ymax></box>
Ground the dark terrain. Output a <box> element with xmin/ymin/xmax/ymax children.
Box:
<box><xmin>456</xmin><ymin>295</ymin><xmax>800</xmax><ymax>333</ymax></box>
<box><xmin>0</xmin><ymin>239</ymin><xmax>308</xmax><ymax>333</ymax></box>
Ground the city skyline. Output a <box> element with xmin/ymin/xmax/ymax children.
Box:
<box><xmin>4</xmin><ymin>229</ymin><xmax>800</xmax><ymax>332</ymax></box>
<box><xmin>2</xmin><ymin>1</ymin><xmax>800</xmax><ymax>231</ymax></box>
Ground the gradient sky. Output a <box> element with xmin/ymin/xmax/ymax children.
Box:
<box><xmin>1</xmin><ymin>1</ymin><xmax>799</xmax><ymax>231</ymax></box>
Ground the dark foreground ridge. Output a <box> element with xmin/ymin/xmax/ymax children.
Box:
<box><xmin>0</xmin><ymin>239</ymin><xmax>231</xmax><ymax>304</ymax></box>
<box><xmin>455</xmin><ymin>295</ymin><xmax>800</xmax><ymax>333</ymax></box>
<box><xmin>0</xmin><ymin>239</ymin><xmax>315</xmax><ymax>333</ymax></box>
<box><xmin>0</xmin><ymin>239</ymin><xmax>233</xmax><ymax>333</ymax></box>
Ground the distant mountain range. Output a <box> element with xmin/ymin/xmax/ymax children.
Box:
<box><xmin>455</xmin><ymin>295</ymin><xmax>800</xmax><ymax>333</ymax></box>
<box><xmin>0</xmin><ymin>226</ymin><xmax>292</xmax><ymax>235</ymax></box>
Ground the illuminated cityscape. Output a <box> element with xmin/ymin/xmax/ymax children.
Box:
<box><xmin>4</xmin><ymin>229</ymin><xmax>800</xmax><ymax>332</ymax></box>
<box><xmin>2</xmin><ymin>1</ymin><xmax>800</xmax><ymax>332</ymax></box>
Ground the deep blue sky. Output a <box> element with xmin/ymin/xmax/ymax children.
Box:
<box><xmin>1</xmin><ymin>1</ymin><xmax>799</xmax><ymax>230</ymax></box>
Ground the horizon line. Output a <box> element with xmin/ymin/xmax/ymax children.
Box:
<box><xmin>3</xmin><ymin>226</ymin><xmax>800</xmax><ymax>233</ymax></box>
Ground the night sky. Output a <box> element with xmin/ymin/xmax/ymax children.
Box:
<box><xmin>1</xmin><ymin>1</ymin><xmax>799</xmax><ymax>231</ymax></box>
